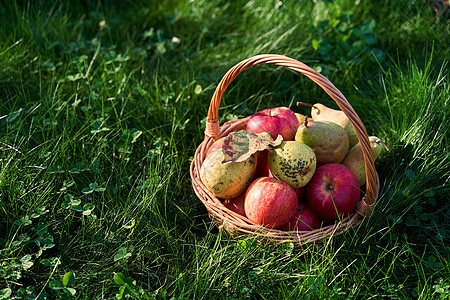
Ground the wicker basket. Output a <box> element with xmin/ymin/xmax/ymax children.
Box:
<box><xmin>190</xmin><ymin>54</ymin><xmax>380</xmax><ymax>246</ymax></box>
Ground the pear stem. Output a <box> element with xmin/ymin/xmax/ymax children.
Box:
<box><xmin>304</xmin><ymin>116</ymin><xmax>309</xmax><ymax>128</ymax></box>
<box><xmin>378</xmin><ymin>139</ymin><xmax>390</xmax><ymax>151</ymax></box>
<box><xmin>296</xmin><ymin>102</ymin><xmax>318</xmax><ymax>110</ymax></box>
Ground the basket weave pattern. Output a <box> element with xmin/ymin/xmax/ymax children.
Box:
<box><xmin>190</xmin><ymin>54</ymin><xmax>379</xmax><ymax>245</ymax></box>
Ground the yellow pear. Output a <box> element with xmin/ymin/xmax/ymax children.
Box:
<box><xmin>200</xmin><ymin>150</ymin><xmax>256</xmax><ymax>199</ymax></box>
<box><xmin>341</xmin><ymin>136</ymin><xmax>384</xmax><ymax>186</ymax></box>
<box><xmin>311</xmin><ymin>103</ymin><xmax>359</xmax><ymax>148</ymax></box>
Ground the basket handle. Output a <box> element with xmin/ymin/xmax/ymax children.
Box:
<box><xmin>204</xmin><ymin>54</ymin><xmax>377</xmax><ymax>210</ymax></box>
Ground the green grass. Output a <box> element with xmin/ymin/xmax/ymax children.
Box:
<box><xmin>0</xmin><ymin>0</ymin><xmax>449</xmax><ymax>299</ymax></box>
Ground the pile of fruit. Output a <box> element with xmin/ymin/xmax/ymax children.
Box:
<box><xmin>200</xmin><ymin>104</ymin><xmax>386</xmax><ymax>232</ymax></box>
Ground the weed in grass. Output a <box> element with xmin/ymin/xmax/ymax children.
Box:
<box><xmin>48</xmin><ymin>271</ymin><xmax>77</xmax><ymax>298</ymax></box>
<box><xmin>310</xmin><ymin>7</ymin><xmax>385</xmax><ymax>77</ymax></box>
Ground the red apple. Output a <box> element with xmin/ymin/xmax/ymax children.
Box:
<box><xmin>246</xmin><ymin>107</ymin><xmax>300</xmax><ymax>141</ymax></box>
<box><xmin>321</xmin><ymin>218</ymin><xmax>337</xmax><ymax>227</ymax></box>
<box><xmin>293</xmin><ymin>186</ymin><xmax>306</xmax><ymax>200</ymax></box>
<box><xmin>306</xmin><ymin>164</ymin><xmax>360</xmax><ymax>219</ymax></box>
<box><xmin>206</xmin><ymin>137</ymin><xmax>226</xmax><ymax>157</ymax></box>
<box><xmin>280</xmin><ymin>201</ymin><xmax>320</xmax><ymax>231</ymax></box>
<box><xmin>244</xmin><ymin>177</ymin><xmax>297</xmax><ymax>228</ymax></box>
<box><xmin>223</xmin><ymin>192</ymin><xmax>246</xmax><ymax>217</ymax></box>
<box><xmin>253</xmin><ymin>150</ymin><xmax>271</xmax><ymax>179</ymax></box>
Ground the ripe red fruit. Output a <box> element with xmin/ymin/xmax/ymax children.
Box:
<box><xmin>280</xmin><ymin>201</ymin><xmax>320</xmax><ymax>231</ymax></box>
<box><xmin>206</xmin><ymin>137</ymin><xmax>226</xmax><ymax>157</ymax></box>
<box><xmin>306</xmin><ymin>164</ymin><xmax>360</xmax><ymax>219</ymax></box>
<box><xmin>246</xmin><ymin>107</ymin><xmax>300</xmax><ymax>141</ymax></box>
<box><xmin>223</xmin><ymin>192</ymin><xmax>246</xmax><ymax>217</ymax></box>
<box><xmin>244</xmin><ymin>177</ymin><xmax>297</xmax><ymax>228</ymax></box>
<box><xmin>293</xmin><ymin>186</ymin><xmax>306</xmax><ymax>200</ymax></box>
<box><xmin>253</xmin><ymin>150</ymin><xmax>271</xmax><ymax>179</ymax></box>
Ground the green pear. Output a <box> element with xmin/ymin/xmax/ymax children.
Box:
<box><xmin>311</xmin><ymin>103</ymin><xmax>359</xmax><ymax>148</ymax></box>
<box><xmin>268</xmin><ymin>141</ymin><xmax>316</xmax><ymax>188</ymax></box>
<box><xmin>341</xmin><ymin>136</ymin><xmax>384</xmax><ymax>186</ymax></box>
<box><xmin>295</xmin><ymin>120</ymin><xmax>349</xmax><ymax>164</ymax></box>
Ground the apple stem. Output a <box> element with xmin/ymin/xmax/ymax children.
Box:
<box><xmin>268</xmin><ymin>110</ymin><xmax>273</xmax><ymax>117</ymax></box>
<box><xmin>296</xmin><ymin>102</ymin><xmax>318</xmax><ymax>110</ymax></box>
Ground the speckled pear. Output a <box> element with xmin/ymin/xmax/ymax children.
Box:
<box><xmin>268</xmin><ymin>141</ymin><xmax>316</xmax><ymax>188</ymax></box>
<box><xmin>200</xmin><ymin>150</ymin><xmax>256</xmax><ymax>199</ymax></box>
<box><xmin>342</xmin><ymin>136</ymin><xmax>384</xmax><ymax>186</ymax></box>
<box><xmin>311</xmin><ymin>103</ymin><xmax>359</xmax><ymax>148</ymax></box>
<box><xmin>295</xmin><ymin>120</ymin><xmax>349</xmax><ymax>164</ymax></box>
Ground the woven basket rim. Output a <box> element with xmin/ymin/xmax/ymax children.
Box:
<box><xmin>190</xmin><ymin>54</ymin><xmax>380</xmax><ymax>246</ymax></box>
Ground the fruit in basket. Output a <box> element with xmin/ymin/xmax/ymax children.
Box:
<box><xmin>310</xmin><ymin>103</ymin><xmax>359</xmax><ymax>148</ymax></box>
<box><xmin>244</xmin><ymin>177</ymin><xmax>297</xmax><ymax>228</ymax></box>
<box><xmin>293</xmin><ymin>186</ymin><xmax>306</xmax><ymax>200</ymax></box>
<box><xmin>268</xmin><ymin>141</ymin><xmax>316</xmax><ymax>188</ymax></box>
<box><xmin>246</xmin><ymin>107</ymin><xmax>300</xmax><ymax>141</ymax></box>
<box><xmin>270</xmin><ymin>168</ymin><xmax>306</xmax><ymax>199</ymax></box>
<box><xmin>295</xmin><ymin>113</ymin><xmax>313</xmax><ymax>125</ymax></box>
<box><xmin>306</xmin><ymin>163</ymin><xmax>360</xmax><ymax>219</ymax></box>
<box><xmin>342</xmin><ymin>136</ymin><xmax>385</xmax><ymax>186</ymax></box>
<box><xmin>221</xmin><ymin>130</ymin><xmax>283</xmax><ymax>164</ymax></box>
<box><xmin>200</xmin><ymin>149</ymin><xmax>256</xmax><ymax>199</ymax></box>
<box><xmin>295</xmin><ymin>120</ymin><xmax>349</xmax><ymax>164</ymax></box>
<box><xmin>223</xmin><ymin>191</ymin><xmax>247</xmax><ymax>217</ymax></box>
<box><xmin>280</xmin><ymin>201</ymin><xmax>320</xmax><ymax>231</ymax></box>
<box><xmin>253</xmin><ymin>150</ymin><xmax>271</xmax><ymax>178</ymax></box>
<box><xmin>206</xmin><ymin>137</ymin><xmax>227</xmax><ymax>157</ymax></box>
